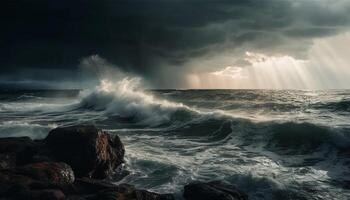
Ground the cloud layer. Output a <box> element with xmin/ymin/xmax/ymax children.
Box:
<box><xmin>2</xmin><ymin>0</ymin><xmax>350</xmax><ymax>87</ymax></box>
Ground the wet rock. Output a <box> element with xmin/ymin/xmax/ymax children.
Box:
<box><xmin>25</xmin><ymin>189</ymin><xmax>66</xmax><ymax>200</ymax></box>
<box><xmin>66</xmin><ymin>196</ymin><xmax>88</xmax><ymax>200</ymax></box>
<box><xmin>71</xmin><ymin>178</ymin><xmax>174</xmax><ymax>200</ymax></box>
<box><xmin>0</xmin><ymin>154</ymin><xmax>15</xmax><ymax>170</ymax></box>
<box><xmin>0</xmin><ymin>170</ymin><xmax>34</xmax><ymax>199</ymax></box>
<box><xmin>0</xmin><ymin>137</ymin><xmax>36</xmax><ymax>154</ymax></box>
<box><xmin>16</xmin><ymin>162</ymin><xmax>75</xmax><ymax>185</ymax></box>
<box><xmin>72</xmin><ymin>177</ymin><xmax>118</xmax><ymax>194</ymax></box>
<box><xmin>0</xmin><ymin>162</ymin><xmax>73</xmax><ymax>199</ymax></box>
<box><xmin>0</xmin><ymin>137</ymin><xmax>39</xmax><ymax>169</ymax></box>
<box><xmin>134</xmin><ymin>189</ymin><xmax>175</xmax><ymax>200</ymax></box>
<box><xmin>0</xmin><ymin>125</ymin><xmax>174</xmax><ymax>200</ymax></box>
<box><xmin>45</xmin><ymin>125</ymin><xmax>125</xmax><ymax>179</ymax></box>
<box><xmin>183</xmin><ymin>181</ymin><xmax>248</xmax><ymax>200</ymax></box>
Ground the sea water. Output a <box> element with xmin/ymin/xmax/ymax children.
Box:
<box><xmin>0</xmin><ymin>79</ymin><xmax>350</xmax><ymax>200</ymax></box>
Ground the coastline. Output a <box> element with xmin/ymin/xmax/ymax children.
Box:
<box><xmin>0</xmin><ymin>125</ymin><xmax>247</xmax><ymax>200</ymax></box>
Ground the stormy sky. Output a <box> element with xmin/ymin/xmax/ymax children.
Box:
<box><xmin>2</xmin><ymin>0</ymin><xmax>350</xmax><ymax>89</ymax></box>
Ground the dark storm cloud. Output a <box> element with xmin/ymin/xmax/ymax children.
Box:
<box><xmin>1</xmin><ymin>0</ymin><xmax>350</xmax><ymax>85</ymax></box>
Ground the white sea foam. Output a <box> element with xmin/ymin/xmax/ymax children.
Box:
<box><xmin>78</xmin><ymin>77</ymin><xmax>193</xmax><ymax>126</ymax></box>
<box><xmin>0</xmin><ymin>121</ymin><xmax>57</xmax><ymax>139</ymax></box>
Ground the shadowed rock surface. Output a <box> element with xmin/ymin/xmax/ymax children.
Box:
<box><xmin>71</xmin><ymin>178</ymin><xmax>174</xmax><ymax>200</ymax></box>
<box><xmin>0</xmin><ymin>125</ymin><xmax>174</xmax><ymax>200</ymax></box>
<box><xmin>45</xmin><ymin>125</ymin><xmax>125</xmax><ymax>179</ymax></box>
<box><xmin>183</xmin><ymin>181</ymin><xmax>248</xmax><ymax>200</ymax></box>
<box><xmin>0</xmin><ymin>137</ymin><xmax>38</xmax><ymax>169</ymax></box>
<box><xmin>16</xmin><ymin>162</ymin><xmax>75</xmax><ymax>185</ymax></box>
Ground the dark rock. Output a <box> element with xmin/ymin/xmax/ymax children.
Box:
<box><xmin>72</xmin><ymin>178</ymin><xmax>118</xmax><ymax>194</ymax></box>
<box><xmin>134</xmin><ymin>189</ymin><xmax>175</xmax><ymax>200</ymax></box>
<box><xmin>44</xmin><ymin>125</ymin><xmax>125</xmax><ymax>179</ymax></box>
<box><xmin>0</xmin><ymin>170</ymin><xmax>34</xmax><ymax>198</ymax></box>
<box><xmin>16</xmin><ymin>162</ymin><xmax>75</xmax><ymax>185</ymax></box>
<box><xmin>0</xmin><ymin>162</ymin><xmax>73</xmax><ymax>199</ymax></box>
<box><xmin>0</xmin><ymin>154</ymin><xmax>15</xmax><ymax>170</ymax></box>
<box><xmin>25</xmin><ymin>189</ymin><xmax>66</xmax><ymax>200</ymax></box>
<box><xmin>0</xmin><ymin>125</ymin><xmax>174</xmax><ymax>200</ymax></box>
<box><xmin>183</xmin><ymin>181</ymin><xmax>248</xmax><ymax>200</ymax></box>
<box><xmin>0</xmin><ymin>137</ymin><xmax>39</xmax><ymax>169</ymax></box>
<box><xmin>70</xmin><ymin>178</ymin><xmax>174</xmax><ymax>200</ymax></box>
<box><xmin>0</xmin><ymin>137</ymin><xmax>36</xmax><ymax>154</ymax></box>
<box><xmin>66</xmin><ymin>196</ymin><xmax>88</xmax><ymax>200</ymax></box>
<box><xmin>0</xmin><ymin>169</ymin><xmax>34</xmax><ymax>186</ymax></box>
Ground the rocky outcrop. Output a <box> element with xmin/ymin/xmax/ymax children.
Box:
<box><xmin>16</xmin><ymin>162</ymin><xmax>75</xmax><ymax>185</ymax></box>
<box><xmin>0</xmin><ymin>125</ymin><xmax>250</xmax><ymax>200</ymax></box>
<box><xmin>183</xmin><ymin>181</ymin><xmax>248</xmax><ymax>200</ymax></box>
<box><xmin>0</xmin><ymin>136</ymin><xmax>38</xmax><ymax>169</ymax></box>
<box><xmin>45</xmin><ymin>125</ymin><xmax>125</xmax><ymax>179</ymax></box>
<box><xmin>0</xmin><ymin>162</ymin><xmax>72</xmax><ymax>200</ymax></box>
<box><xmin>0</xmin><ymin>125</ymin><xmax>173</xmax><ymax>200</ymax></box>
<box><xmin>70</xmin><ymin>178</ymin><xmax>174</xmax><ymax>200</ymax></box>
<box><xmin>0</xmin><ymin>125</ymin><xmax>125</xmax><ymax>179</ymax></box>
<box><xmin>0</xmin><ymin>169</ymin><xmax>174</xmax><ymax>200</ymax></box>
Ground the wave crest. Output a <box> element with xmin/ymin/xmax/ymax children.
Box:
<box><xmin>78</xmin><ymin>78</ymin><xmax>192</xmax><ymax>126</ymax></box>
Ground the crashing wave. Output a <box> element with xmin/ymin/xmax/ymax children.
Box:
<box><xmin>78</xmin><ymin>77</ymin><xmax>194</xmax><ymax>126</ymax></box>
<box><xmin>74</xmin><ymin>76</ymin><xmax>350</xmax><ymax>153</ymax></box>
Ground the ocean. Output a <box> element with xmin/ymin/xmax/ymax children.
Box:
<box><xmin>1</xmin><ymin>82</ymin><xmax>350</xmax><ymax>199</ymax></box>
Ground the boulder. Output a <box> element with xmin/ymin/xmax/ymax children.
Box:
<box><xmin>44</xmin><ymin>125</ymin><xmax>125</xmax><ymax>179</ymax></box>
<box><xmin>183</xmin><ymin>181</ymin><xmax>248</xmax><ymax>200</ymax></box>
<box><xmin>0</xmin><ymin>125</ymin><xmax>175</xmax><ymax>200</ymax></box>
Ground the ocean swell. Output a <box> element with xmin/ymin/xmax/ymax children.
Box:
<box><xmin>1</xmin><ymin>83</ymin><xmax>350</xmax><ymax>199</ymax></box>
<box><xmin>77</xmin><ymin>78</ymin><xmax>194</xmax><ymax>127</ymax></box>
<box><xmin>74</xmin><ymin>78</ymin><xmax>350</xmax><ymax>156</ymax></box>
<box><xmin>312</xmin><ymin>99</ymin><xmax>350</xmax><ymax>112</ymax></box>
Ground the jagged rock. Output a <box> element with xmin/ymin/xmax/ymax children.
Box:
<box><xmin>0</xmin><ymin>125</ymin><xmax>174</xmax><ymax>200</ymax></box>
<box><xmin>16</xmin><ymin>162</ymin><xmax>75</xmax><ymax>185</ymax></box>
<box><xmin>183</xmin><ymin>181</ymin><xmax>248</xmax><ymax>200</ymax></box>
<box><xmin>44</xmin><ymin>125</ymin><xmax>125</xmax><ymax>179</ymax></box>
<box><xmin>0</xmin><ymin>162</ymin><xmax>73</xmax><ymax>199</ymax></box>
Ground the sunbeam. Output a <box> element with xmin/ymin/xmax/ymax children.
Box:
<box><xmin>187</xmin><ymin>32</ymin><xmax>350</xmax><ymax>89</ymax></box>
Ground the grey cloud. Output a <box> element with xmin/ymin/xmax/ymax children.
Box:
<box><xmin>1</xmin><ymin>0</ymin><xmax>350</xmax><ymax>87</ymax></box>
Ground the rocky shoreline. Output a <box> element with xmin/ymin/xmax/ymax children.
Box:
<box><xmin>0</xmin><ymin>125</ymin><xmax>248</xmax><ymax>200</ymax></box>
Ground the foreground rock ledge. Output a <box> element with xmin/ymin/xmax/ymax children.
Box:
<box><xmin>184</xmin><ymin>181</ymin><xmax>248</xmax><ymax>200</ymax></box>
<box><xmin>0</xmin><ymin>125</ymin><xmax>174</xmax><ymax>200</ymax></box>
